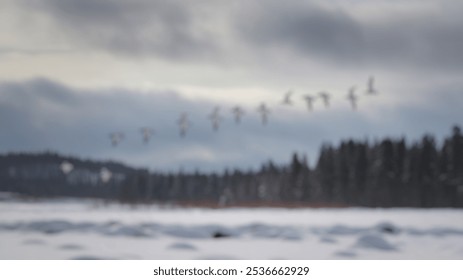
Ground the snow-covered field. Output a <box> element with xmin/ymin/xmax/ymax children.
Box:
<box><xmin>1</xmin><ymin>199</ymin><xmax>463</xmax><ymax>259</ymax></box>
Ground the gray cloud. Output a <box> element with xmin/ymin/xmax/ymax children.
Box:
<box><xmin>9</xmin><ymin>0</ymin><xmax>463</xmax><ymax>72</ymax></box>
<box><xmin>19</xmin><ymin>0</ymin><xmax>218</xmax><ymax>59</ymax></box>
<box><xmin>236</xmin><ymin>1</ymin><xmax>363</xmax><ymax>61</ymax></box>
<box><xmin>234</xmin><ymin>0</ymin><xmax>463</xmax><ymax>71</ymax></box>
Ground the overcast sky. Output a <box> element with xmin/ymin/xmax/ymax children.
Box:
<box><xmin>1</xmin><ymin>0</ymin><xmax>463</xmax><ymax>172</ymax></box>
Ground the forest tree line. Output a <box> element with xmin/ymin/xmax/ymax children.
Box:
<box><xmin>1</xmin><ymin>126</ymin><xmax>463</xmax><ymax>208</ymax></box>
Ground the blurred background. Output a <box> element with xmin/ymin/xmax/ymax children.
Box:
<box><xmin>1</xmin><ymin>0</ymin><xmax>463</xmax><ymax>260</ymax></box>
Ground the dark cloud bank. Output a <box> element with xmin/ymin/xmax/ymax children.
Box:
<box><xmin>234</xmin><ymin>0</ymin><xmax>463</xmax><ymax>71</ymax></box>
<box><xmin>21</xmin><ymin>0</ymin><xmax>218</xmax><ymax>60</ymax></box>
<box><xmin>14</xmin><ymin>0</ymin><xmax>463</xmax><ymax>71</ymax></box>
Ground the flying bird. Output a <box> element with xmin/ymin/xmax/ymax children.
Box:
<box><xmin>257</xmin><ymin>103</ymin><xmax>271</xmax><ymax>125</ymax></box>
<box><xmin>318</xmin><ymin>92</ymin><xmax>331</xmax><ymax>108</ymax></box>
<box><xmin>109</xmin><ymin>132</ymin><xmax>124</xmax><ymax>147</ymax></box>
<box><xmin>366</xmin><ymin>76</ymin><xmax>378</xmax><ymax>95</ymax></box>
<box><xmin>302</xmin><ymin>94</ymin><xmax>317</xmax><ymax>111</ymax></box>
<box><xmin>281</xmin><ymin>90</ymin><xmax>294</xmax><ymax>105</ymax></box>
<box><xmin>208</xmin><ymin>106</ymin><xmax>223</xmax><ymax>131</ymax></box>
<box><xmin>140</xmin><ymin>127</ymin><xmax>155</xmax><ymax>144</ymax></box>
<box><xmin>177</xmin><ymin>113</ymin><xmax>191</xmax><ymax>137</ymax></box>
<box><xmin>231</xmin><ymin>106</ymin><xmax>245</xmax><ymax>124</ymax></box>
<box><xmin>347</xmin><ymin>86</ymin><xmax>358</xmax><ymax>110</ymax></box>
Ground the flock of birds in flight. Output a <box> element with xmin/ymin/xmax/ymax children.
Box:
<box><xmin>108</xmin><ymin>76</ymin><xmax>379</xmax><ymax>146</ymax></box>
<box><xmin>58</xmin><ymin>76</ymin><xmax>379</xmax><ymax>182</ymax></box>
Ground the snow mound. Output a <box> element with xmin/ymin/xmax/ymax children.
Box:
<box><xmin>354</xmin><ymin>234</ymin><xmax>397</xmax><ymax>251</ymax></box>
<box><xmin>239</xmin><ymin>223</ymin><xmax>302</xmax><ymax>240</ymax></box>
<box><xmin>25</xmin><ymin>221</ymin><xmax>76</xmax><ymax>234</ymax></box>
<box><xmin>375</xmin><ymin>222</ymin><xmax>400</xmax><ymax>234</ymax></box>
<box><xmin>323</xmin><ymin>225</ymin><xmax>367</xmax><ymax>235</ymax></box>
<box><xmin>168</xmin><ymin>242</ymin><xmax>197</xmax><ymax>251</ymax></box>
<box><xmin>102</xmin><ymin>225</ymin><xmax>151</xmax><ymax>238</ymax></box>
<box><xmin>58</xmin><ymin>244</ymin><xmax>84</xmax><ymax>251</ymax></box>
<box><xmin>320</xmin><ymin>236</ymin><xmax>337</xmax><ymax>244</ymax></box>
<box><xmin>335</xmin><ymin>250</ymin><xmax>357</xmax><ymax>258</ymax></box>
<box><xmin>407</xmin><ymin>227</ymin><xmax>463</xmax><ymax>237</ymax></box>
<box><xmin>22</xmin><ymin>239</ymin><xmax>46</xmax><ymax>245</ymax></box>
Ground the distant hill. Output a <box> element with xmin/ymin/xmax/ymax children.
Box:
<box><xmin>0</xmin><ymin>152</ymin><xmax>138</xmax><ymax>199</ymax></box>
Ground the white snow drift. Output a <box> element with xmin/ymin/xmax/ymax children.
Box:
<box><xmin>0</xmin><ymin>199</ymin><xmax>462</xmax><ymax>259</ymax></box>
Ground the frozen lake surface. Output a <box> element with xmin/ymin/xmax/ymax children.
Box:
<box><xmin>1</xmin><ymin>199</ymin><xmax>463</xmax><ymax>259</ymax></box>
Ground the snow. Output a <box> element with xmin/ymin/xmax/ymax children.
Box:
<box><xmin>0</xmin><ymin>199</ymin><xmax>463</xmax><ymax>259</ymax></box>
<box><xmin>354</xmin><ymin>234</ymin><xmax>397</xmax><ymax>251</ymax></box>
